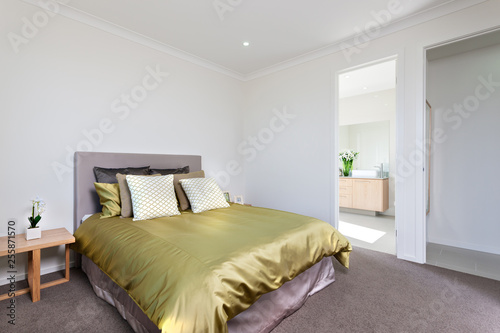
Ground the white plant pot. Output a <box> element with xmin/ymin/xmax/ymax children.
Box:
<box><xmin>26</xmin><ymin>227</ymin><xmax>41</xmax><ymax>240</ymax></box>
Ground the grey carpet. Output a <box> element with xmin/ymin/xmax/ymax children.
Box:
<box><xmin>1</xmin><ymin>247</ymin><xmax>499</xmax><ymax>333</ymax></box>
<box><xmin>0</xmin><ymin>266</ymin><xmax>134</xmax><ymax>333</ymax></box>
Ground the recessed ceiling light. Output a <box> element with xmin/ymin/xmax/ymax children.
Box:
<box><xmin>242</xmin><ymin>41</ymin><xmax>250</xmax><ymax>47</ymax></box>
<box><xmin>344</xmin><ymin>75</ymin><xmax>350</xmax><ymax>79</ymax></box>
<box><xmin>363</xmin><ymin>86</ymin><xmax>368</xmax><ymax>90</ymax></box>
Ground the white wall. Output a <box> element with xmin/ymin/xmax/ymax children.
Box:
<box><xmin>243</xmin><ymin>0</ymin><xmax>500</xmax><ymax>263</ymax></box>
<box><xmin>244</xmin><ymin>60</ymin><xmax>334</xmax><ymax>222</ymax></box>
<box><xmin>339</xmin><ymin>89</ymin><xmax>396</xmax><ymax>215</ymax></box>
<box><xmin>339</xmin><ymin>89</ymin><xmax>396</xmax><ymax>125</ymax></box>
<box><xmin>426</xmin><ymin>43</ymin><xmax>500</xmax><ymax>255</ymax></box>
<box><xmin>0</xmin><ymin>0</ymin><xmax>245</xmax><ymax>281</ymax></box>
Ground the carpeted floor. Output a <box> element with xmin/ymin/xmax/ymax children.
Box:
<box><xmin>1</xmin><ymin>247</ymin><xmax>499</xmax><ymax>332</ymax></box>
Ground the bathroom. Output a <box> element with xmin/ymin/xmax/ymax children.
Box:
<box><xmin>337</xmin><ymin>59</ymin><xmax>396</xmax><ymax>255</ymax></box>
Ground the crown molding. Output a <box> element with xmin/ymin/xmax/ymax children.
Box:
<box><xmin>20</xmin><ymin>0</ymin><xmax>246</xmax><ymax>81</ymax></box>
<box><xmin>244</xmin><ymin>0</ymin><xmax>487</xmax><ymax>81</ymax></box>
<box><xmin>21</xmin><ymin>0</ymin><xmax>487</xmax><ymax>82</ymax></box>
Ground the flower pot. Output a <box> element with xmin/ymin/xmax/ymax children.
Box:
<box><xmin>342</xmin><ymin>159</ymin><xmax>353</xmax><ymax>177</ymax></box>
<box><xmin>26</xmin><ymin>227</ymin><xmax>41</xmax><ymax>240</ymax></box>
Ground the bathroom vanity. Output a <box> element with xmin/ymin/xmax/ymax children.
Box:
<box><xmin>339</xmin><ymin>177</ymin><xmax>389</xmax><ymax>213</ymax></box>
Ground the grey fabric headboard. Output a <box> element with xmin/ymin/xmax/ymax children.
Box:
<box><xmin>73</xmin><ymin>151</ymin><xmax>202</xmax><ymax>232</ymax></box>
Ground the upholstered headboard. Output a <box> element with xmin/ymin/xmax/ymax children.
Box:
<box><xmin>73</xmin><ymin>151</ymin><xmax>202</xmax><ymax>232</ymax></box>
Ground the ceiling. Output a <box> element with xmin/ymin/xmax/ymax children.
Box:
<box><xmin>339</xmin><ymin>60</ymin><xmax>396</xmax><ymax>99</ymax></box>
<box><xmin>29</xmin><ymin>0</ymin><xmax>485</xmax><ymax>79</ymax></box>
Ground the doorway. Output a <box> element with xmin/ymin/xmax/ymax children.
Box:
<box><xmin>425</xmin><ymin>29</ymin><xmax>500</xmax><ymax>280</ymax></box>
<box><xmin>337</xmin><ymin>59</ymin><xmax>397</xmax><ymax>255</ymax></box>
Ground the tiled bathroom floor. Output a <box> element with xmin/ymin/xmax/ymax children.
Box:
<box><xmin>338</xmin><ymin>212</ymin><xmax>500</xmax><ymax>281</ymax></box>
<box><xmin>339</xmin><ymin>212</ymin><xmax>396</xmax><ymax>255</ymax></box>
<box><xmin>426</xmin><ymin>243</ymin><xmax>500</xmax><ymax>281</ymax></box>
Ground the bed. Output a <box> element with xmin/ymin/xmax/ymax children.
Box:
<box><xmin>72</xmin><ymin>151</ymin><xmax>351</xmax><ymax>333</ymax></box>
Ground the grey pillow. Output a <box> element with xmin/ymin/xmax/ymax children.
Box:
<box><xmin>93</xmin><ymin>166</ymin><xmax>150</xmax><ymax>183</ymax></box>
<box><xmin>149</xmin><ymin>166</ymin><xmax>189</xmax><ymax>175</ymax></box>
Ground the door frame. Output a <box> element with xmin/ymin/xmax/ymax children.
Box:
<box><xmin>331</xmin><ymin>53</ymin><xmax>405</xmax><ymax>258</ymax></box>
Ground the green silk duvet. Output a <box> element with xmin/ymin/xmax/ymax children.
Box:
<box><xmin>72</xmin><ymin>204</ymin><xmax>351</xmax><ymax>332</ymax></box>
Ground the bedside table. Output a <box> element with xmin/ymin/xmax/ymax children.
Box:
<box><xmin>0</xmin><ymin>228</ymin><xmax>75</xmax><ymax>302</ymax></box>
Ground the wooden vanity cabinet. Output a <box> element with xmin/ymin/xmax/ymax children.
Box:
<box><xmin>339</xmin><ymin>178</ymin><xmax>353</xmax><ymax>208</ymax></box>
<box><xmin>339</xmin><ymin>177</ymin><xmax>389</xmax><ymax>212</ymax></box>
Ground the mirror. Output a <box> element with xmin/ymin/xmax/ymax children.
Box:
<box><xmin>339</xmin><ymin>120</ymin><xmax>390</xmax><ymax>175</ymax></box>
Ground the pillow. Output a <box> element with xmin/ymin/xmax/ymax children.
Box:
<box><xmin>173</xmin><ymin>170</ymin><xmax>205</xmax><ymax>210</ymax></box>
<box><xmin>126</xmin><ymin>174</ymin><xmax>180</xmax><ymax>221</ymax></box>
<box><xmin>116</xmin><ymin>173</ymin><xmax>161</xmax><ymax>218</ymax></box>
<box><xmin>93</xmin><ymin>166</ymin><xmax>150</xmax><ymax>183</ymax></box>
<box><xmin>179</xmin><ymin>177</ymin><xmax>230</xmax><ymax>213</ymax></box>
<box><xmin>94</xmin><ymin>183</ymin><xmax>121</xmax><ymax>219</ymax></box>
<box><xmin>149</xmin><ymin>166</ymin><xmax>189</xmax><ymax>175</ymax></box>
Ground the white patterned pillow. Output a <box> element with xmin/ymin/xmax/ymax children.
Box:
<box><xmin>179</xmin><ymin>178</ymin><xmax>230</xmax><ymax>213</ymax></box>
<box><xmin>126</xmin><ymin>174</ymin><xmax>180</xmax><ymax>221</ymax></box>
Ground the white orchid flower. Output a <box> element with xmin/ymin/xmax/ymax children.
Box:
<box><xmin>338</xmin><ymin>149</ymin><xmax>359</xmax><ymax>162</ymax></box>
<box><xmin>31</xmin><ymin>196</ymin><xmax>46</xmax><ymax>215</ymax></box>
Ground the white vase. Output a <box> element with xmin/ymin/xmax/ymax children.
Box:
<box><xmin>26</xmin><ymin>227</ymin><xmax>41</xmax><ymax>240</ymax></box>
